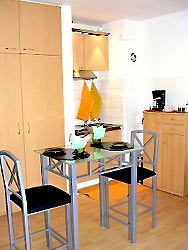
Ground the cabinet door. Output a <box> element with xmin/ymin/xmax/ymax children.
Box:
<box><xmin>0</xmin><ymin>0</ymin><xmax>20</xmax><ymax>53</ymax></box>
<box><xmin>84</xmin><ymin>35</ymin><xmax>109</xmax><ymax>71</ymax></box>
<box><xmin>21</xmin><ymin>55</ymin><xmax>65</xmax><ymax>188</ymax></box>
<box><xmin>20</xmin><ymin>2</ymin><xmax>62</xmax><ymax>56</ymax></box>
<box><xmin>72</xmin><ymin>33</ymin><xmax>84</xmax><ymax>70</ymax></box>
<box><xmin>143</xmin><ymin>113</ymin><xmax>163</xmax><ymax>189</ymax></box>
<box><xmin>103</xmin><ymin>129</ymin><xmax>122</xmax><ymax>142</ymax></box>
<box><xmin>0</xmin><ymin>54</ymin><xmax>25</xmax><ymax>215</ymax></box>
<box><xmin>162</xmin><ymin>132</ymin><xmax>184</xmax><ymax>196</ymax></box>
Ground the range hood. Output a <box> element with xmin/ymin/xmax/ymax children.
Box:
<box><xmin>73</xmin><ymin>70</ymin><xmax>97</xmax><ymax>80</ymax></box>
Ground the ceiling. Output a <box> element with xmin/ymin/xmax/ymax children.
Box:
<box><xmin>28</xmin><ymin>0</ymin><xmax>188</xmax><ymax>25</ymax></box>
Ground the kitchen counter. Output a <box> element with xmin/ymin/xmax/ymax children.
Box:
<box><xmin>75</xmin><ymin>123</ymin><xmax>122</xmax><ymax>136</ymax></box>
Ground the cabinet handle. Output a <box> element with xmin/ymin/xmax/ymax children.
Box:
<box><xmin>10</xmin><ymin>48</ymin><xmax>17</xmax><ymax>50</ymax></box>
<box><xmin>18</xmin><ymin>122</ymin><xmax>21</xmax><ymax>135</ymax></box>
<box><xmin>22</xmin><ymin>48</ymin><xmax>34</xmax><ymax>51</ymax></box>
<box><xmin>27</xmin><ymin>122</ymin><xmax>30</xmax><ymax>134</ymax></box>
<box><xmin>5</xmin><ymin>47</ymin><xmax>9</xmax><ymax>50</ymax></box>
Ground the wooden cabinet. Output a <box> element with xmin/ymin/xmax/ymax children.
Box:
<box><xmin>0</xmin><ymin>1</ymin><xmax>62</xmax><ymax>55</ymax></box>
<box><xmin>103</xmin><ymin>129</ymin><xmax>122</xmax><ymax>142</ymax></box>
<box><xmin>20</xmin><ymin>1</ymin><xmax>62</xmax><ymax>55</ymax></box>
<box><xmin>0</xmin><ymin>0</ymin><xmax>20</xmax><ymax>54</ymax></box>
<box><xmin>85</xmin><ymin>35</ymin><xmax>109</xmax><ymax>71</ymax></box>
<box><xmin>143</xmin><ymin>112</ymin><xmax>163</xmax><ymax>189</ymax></box>
<box><xmin>162</xmin><ymin>114</ymin><xmax>188</xmax><ymax>196</ymax></box>
<box><xmin>0</xmin><ymin>2</ymin><xmax>64</xmax><ymax>215</ymax></box>
<box><xmin>21</xmin><ymin>55</ymin><xmax>64</xmax><ymax>187</ymax></box>
<box><xmin>73</xmin><ymin>33</ymin><xmax>109</xmax><ymax>71</ymax></box>
<box><xmin>0</xmin><ymin>54</ymin><xmax>65</xmax><ymax>216</ymax></box>
<box><xmin>73</xmin><ymin>33</ymin><xmax>84</xmax><ymax>69</ymax></box>
<box><xmin>143</xmin><ymin>112</ymin><xmax>188</xmax><ymax>196</ymax></box>
<box><xmin>0</xmin><ymin>54</ymin><xmax>26</xmax><ymax>214</ymax></box>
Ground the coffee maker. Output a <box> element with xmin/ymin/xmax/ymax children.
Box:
<box><xmin>152</xmin><ymin>90</ymin><xmax>166</xmax><ymax>111</ymax></box>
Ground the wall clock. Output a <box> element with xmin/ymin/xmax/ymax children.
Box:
<box><xmin>130</xmin><ymin>52</ymin><xmax>136</xmax><ymax>62</ymax></box>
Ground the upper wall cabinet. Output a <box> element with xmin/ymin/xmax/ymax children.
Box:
<box><xmin>85</xmin><ymin>35</ymin><xmax>109</xmax><ymax>71</ymax></box>
<box><xmin>20</xmin><ymin>2</ymin><xmax>62</xmax><ymax>56</ymax></box>
<box><xmin>73</xmin><ymin>33</ymin><xmax>84</xmax><ymax>69</ymax></box>
<box><xmin>0</xmin><ymin>0</ymin><xmax>20</xmax><ymax>54</ymax></box>
<box><xmin>73</xmin><ymin>32</ymin><xmax>109</xmax><ymax>71</ymax></box>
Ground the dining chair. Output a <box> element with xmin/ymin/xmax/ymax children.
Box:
<box><xmin>0</xmin><ymin>150</ymin><xmax>73</xmax><ymax>250</ymax></box>
<box><xmin>100</xmin><ymin>130</ymin><xmax>159</xmax><ymax>234</ymax></box>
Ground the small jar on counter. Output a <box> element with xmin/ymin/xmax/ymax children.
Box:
<box><xmin>178</xmin><ymin>105</ymin><xmax>186</xmax><ymax>112</ymax></box>
<box><xmin>186</xmin><ymin>102</ymin><xmax>188</xmax><ymax>112</ymax></box>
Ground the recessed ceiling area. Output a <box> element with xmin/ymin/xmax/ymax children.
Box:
<box><xmin>26</xmin><ymin>0</ymin><xmax>188</xmax><ymax>25</ymax></box>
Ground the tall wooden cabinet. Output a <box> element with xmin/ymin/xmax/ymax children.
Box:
<box><xmin>0</xmin><ymin>54</ymin><xmax>26</xmax><ymax>214</ymax></box>
<box><xmin>143</xmin><ymin>111</ymin><xmax>188</xmax><ymax>197</ymax></box>
<box><xmin>73</xmin><ymin>32</ymin><xmax>109</xmax><ymax>71</ymax></box>
<box><xmin>21</xmin><ymin>55</ymin><xmax>64</xmax><ymax>187</ymax></box>
<box><xmin>0</xmin><ymin>1</ymin><xmax>64</xmax><ymax>215</ymax></box>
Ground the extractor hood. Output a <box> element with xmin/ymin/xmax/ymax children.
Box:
<box><xmin>73</xmin><ymin>70</ymin><xmax>97</xmax><ymax>80</ymax></box>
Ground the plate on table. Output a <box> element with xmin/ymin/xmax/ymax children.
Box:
<box><xmin>110</xmin><ymin>142</ymin><xmax>132</xmax><ymax>150</ymax></box>
<box><xmin>43</xmin><ymin>147</ymin><xmax>66</xmax><ymax>158</ymax></box>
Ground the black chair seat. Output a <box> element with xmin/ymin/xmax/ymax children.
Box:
<box><xmin>103</xmin><ymin>167</ymin><xmax>156</xmax><ymax>184</ymax></box>
<box><xmin>11</xmin><ymin>185</ymin><xmax>71</xmax><ymax>214</ymax></box>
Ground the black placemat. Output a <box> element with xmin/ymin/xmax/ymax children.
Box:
<box><xmin>91</xmin><ymin>141</ymin><xmax>133</xmax><ymax>151</ymax></box>
<box><xmin>43</xmin><ymin>147</ymin><xmax>66</xmax><ymax>160</ymax></box>
<box><xmin>43</xmin><ymin>148</ymin><xmax>90</xmax><ymax>160</ymax></box>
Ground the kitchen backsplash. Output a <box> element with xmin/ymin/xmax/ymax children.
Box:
<box><xmin>74</xmin><ymin>79</ymin><xmax>123</xmax><ymax>125</ymax></box>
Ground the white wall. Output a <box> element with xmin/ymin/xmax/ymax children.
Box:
<box><xmin>102</xmin><ymin>19</ymin><xmax>142</xmax><ymax>140</ymax></box>
<box><xmin>139</xmin><ymin>10</ymin><xmax>188</xmax><ymax>108</ymax></box>
<box><xmin>101</xmin><ymin>10</ymin><xmax>188</xmax><ymax>141</ymax></box>
<box><xmin>61</xmin><ymin>5</ymin><xmax>75</xmax><ymax>145</ymax></box>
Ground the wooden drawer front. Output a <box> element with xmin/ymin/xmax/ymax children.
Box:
<box><xmin>163</xmin><ymin>114</ymin><xmax>185</xmax><ymax>125</ymax></box>
<box><xmin>163</xmin><ymin>124</ymin><xmax>185</xmax><ymax>135</ymax></box>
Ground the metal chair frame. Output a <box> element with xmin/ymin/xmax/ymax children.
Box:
<box><xmin>101</xmin><ymin>130</ymin><xmax>159</xmax><ymax>235</ymax></box>
<box><xmin>0</xmin><ymin>150</ymin><xmax>73</xmax><ymax>250</ymax></box>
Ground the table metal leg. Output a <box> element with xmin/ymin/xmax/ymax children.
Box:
<box><xmin>40</xmin><ymin>155</ymin><xmax>48</xmax><ymax>185</ymax></box>
<box><xmin>99</xmin><ymin>159</ymin><xmax>107</xmax><ymax>227</ymax></box>
<box><xmin>99</xmin><ymin>175</ymin><xmax>109</xmax><ymax>228</ymax></box>
<box><xmin>130</xmin><ymin>151</ymin><xmax>137</xmax><ymax>244</ymax></box>
<box><xmin>128</xmin><ymin>183</ymin><xmax>132</xmax><ymax>241</ymax></box>
<box><xmin>69</xmin><ymin>163</ymin><xmax>79</xmax><ymax>250</ymax></box>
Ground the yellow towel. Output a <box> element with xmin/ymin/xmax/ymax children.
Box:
<box><xmin>90</xmin><ymin>82</ymin><xmax>102</xmax><ymax>120</ymax></box>
<box><xmin>77</xmin><ymin>82</ymin><xmax>94</xmax><ymax>121</ymax></box>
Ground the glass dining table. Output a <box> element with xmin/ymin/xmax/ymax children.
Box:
<box><xmin>35</xmin><ymin>144</ymin><xmax>142</xmax><ymax>250</ymax></box>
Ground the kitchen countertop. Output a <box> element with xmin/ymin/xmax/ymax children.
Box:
<box><xmin>75</xmin><ymin>122</ymin><xmax>122</xmax><ymax>136</ymax></box>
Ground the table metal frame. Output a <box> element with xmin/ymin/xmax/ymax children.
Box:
<box><xmin>37</xmin><ymin>146</ymin><xmax>142</xmax><ymax>250</ymax></box>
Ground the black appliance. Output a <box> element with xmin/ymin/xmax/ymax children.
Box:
<box><xmin>152</xmin><ymin>90</ymin><xmax>166</xmax><ymax>111</ymax></box>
